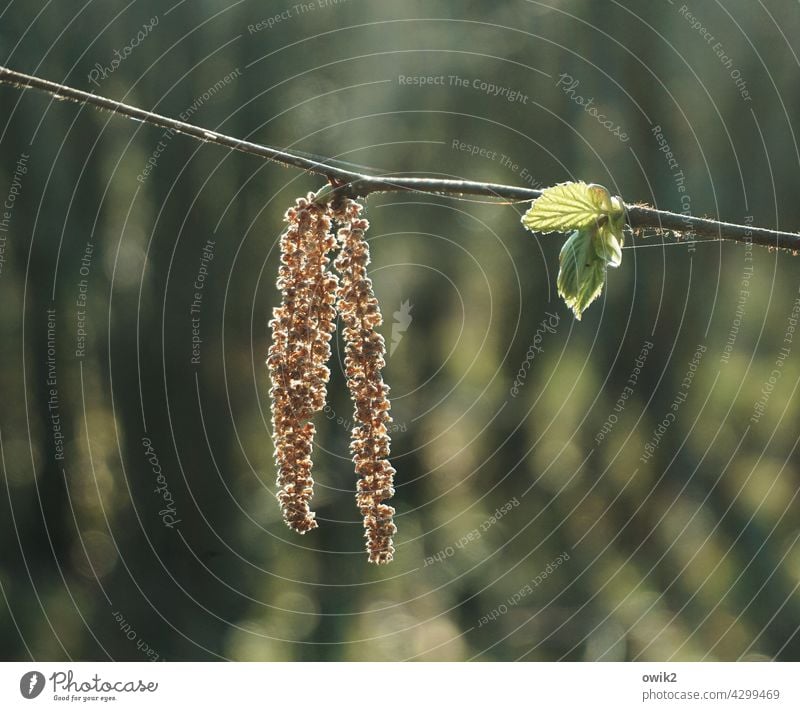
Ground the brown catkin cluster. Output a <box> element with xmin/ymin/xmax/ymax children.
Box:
<box><xmin>268</xmin><ymin>192</ymin><xmax>396</xmax><ymax>563</ymax></box>
<box><xmin>332</xmin><ymin>199</ymin><xmax>397</xmax><ymax>564</ymax></box>
<box><xmin>267</xmin><ymin>193</ymin><xmax>338</xmax><ymax>534</ymax></box>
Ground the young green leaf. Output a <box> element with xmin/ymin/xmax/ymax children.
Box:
<box><xmin>521</xmin><ymin>181</ymin><xmax>613</xmax><ymax>233</ymax></box>
<box><xmin>593</xmin><ymin>222</ymin><xmax>623</xmax><ymax>268</ymax></box>
<box><xmin>521</xmin><ymin>181</ymin><xmax>626</xmax><ymax>319</ymax></box>
<box><xmin>557</xmin><ymin>227</ymin><xmax>607</xmax><ymax>320</ymax></box>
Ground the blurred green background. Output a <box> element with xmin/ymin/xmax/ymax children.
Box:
<box><xmin>2</xmin><ymin>0</ymin><xmax>800</xmax><ymax>661</ymax></box>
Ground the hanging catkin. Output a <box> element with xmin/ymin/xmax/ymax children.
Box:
<box><xmin>332</xmin><ymin>198</ymin><xmax>397</xmax><ymax>564</ymax></box>
<box><xmin>267</xmin><ymin>194</ymin><xmax>338</xmax><ymax>533</ymax></box>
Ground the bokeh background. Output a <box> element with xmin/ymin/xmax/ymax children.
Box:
<box><xmin>2</xmin><ymin>0</ymin><xmax>800</xmax><ymax>661</ymax></box>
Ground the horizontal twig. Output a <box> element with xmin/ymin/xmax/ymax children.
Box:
<box><xmin>1</xmin><ymin>64</ymin><xmax>798</xmax><ymax>251</ymax></box>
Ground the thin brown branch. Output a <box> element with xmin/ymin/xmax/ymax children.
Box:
<box><xmin>2</xmin><ymin>64</ymin><xmax>798</xmax><ymax>251</ymax></box>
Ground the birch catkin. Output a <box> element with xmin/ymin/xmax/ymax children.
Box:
<box><xmin>267</xmin><ymin>194</ymin><xmax>338</xmax><ymax>533</ymax></box>
<box><xmin>332</xmin><ymin>199</ymin><xmax>397</xmax><ymax>564</ymax></box>
<box><xmin>268</xmin><ymin>192</ymin><xmax>397</xmax><ymax>563</ymax></box>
